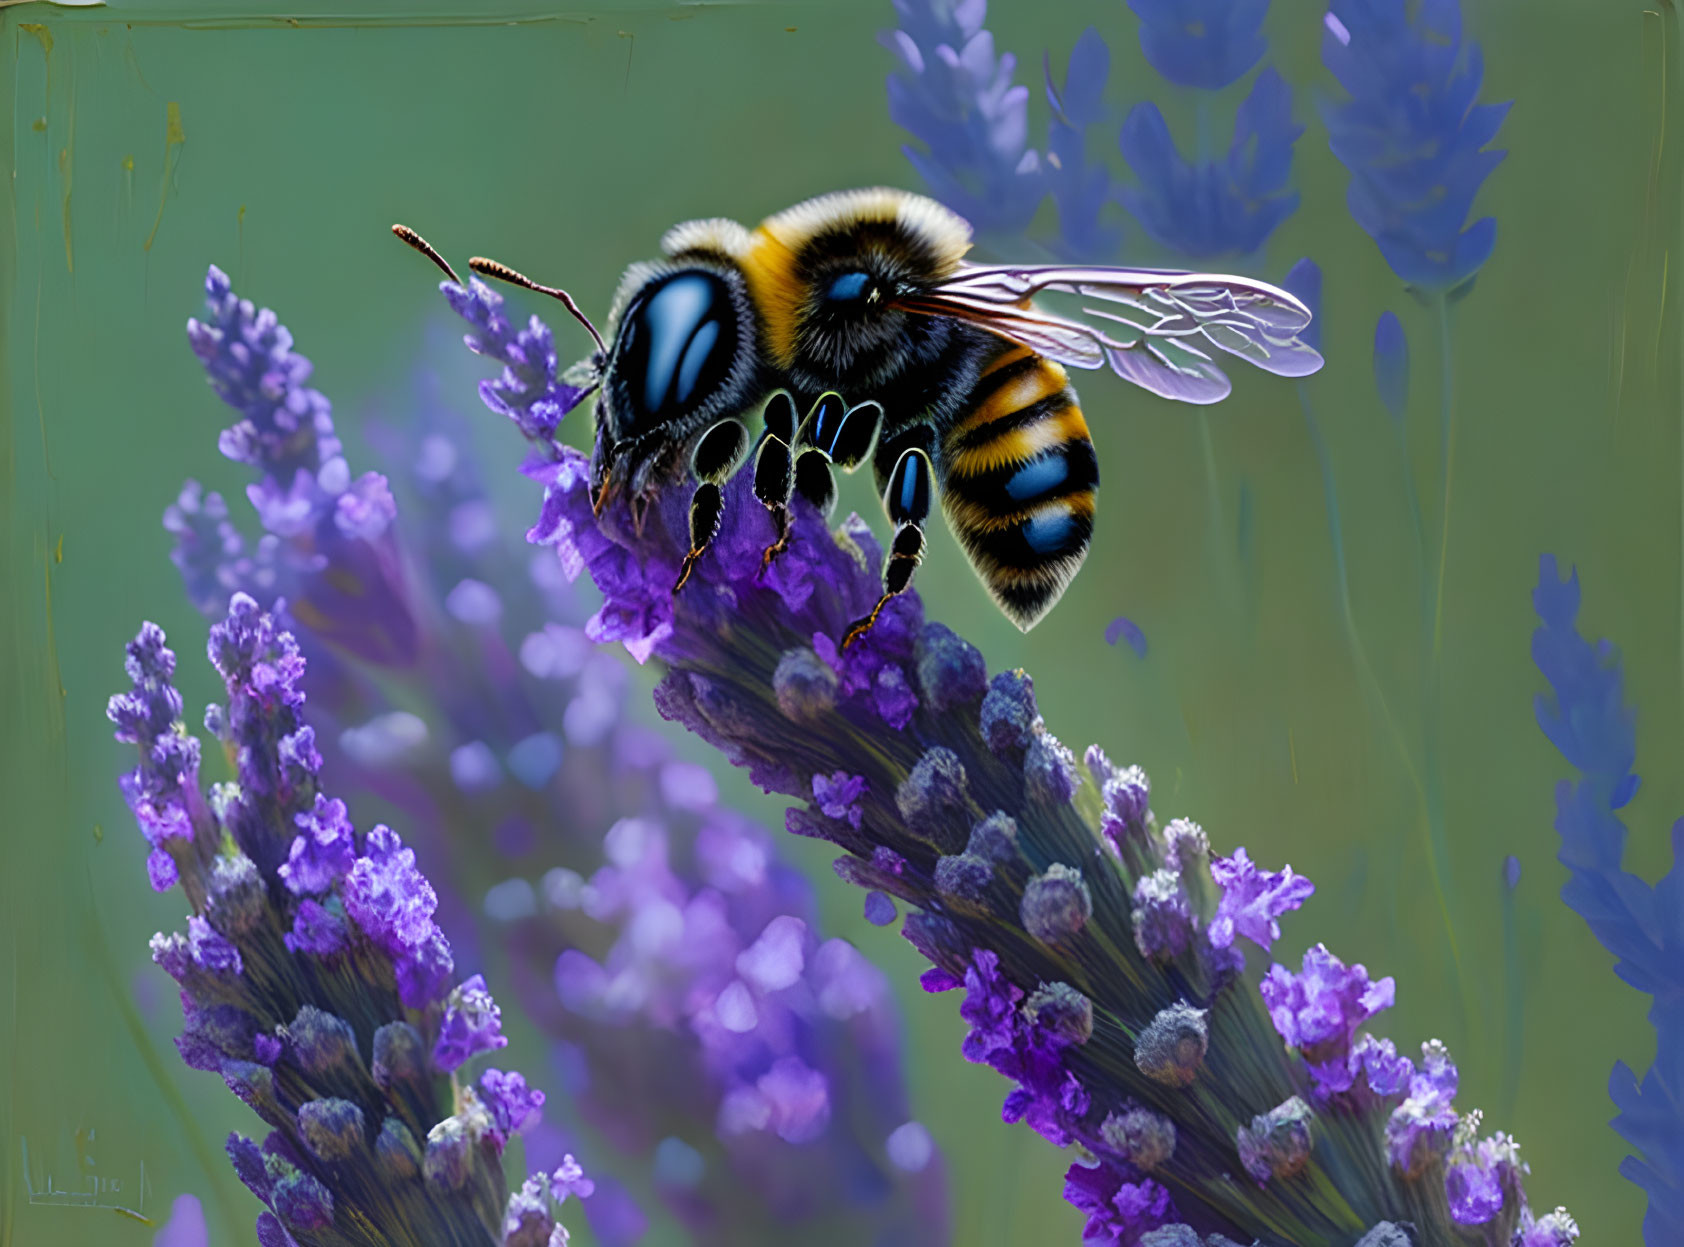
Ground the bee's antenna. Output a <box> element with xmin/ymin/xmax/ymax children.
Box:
<box><xmin>468</xmin><ymin>256</ymin><xmax>607</xmax><ymax>355</ymax></box>
<box><xmin>390</xmin><ymin>224</ymin><xmax>463</xmax><ymax>285</ymax></box>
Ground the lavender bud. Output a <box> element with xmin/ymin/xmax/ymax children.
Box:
<box><xmin>299</xmin><ymin>1097</ymin><xmax>366</xmax><ymax>1162</ymax></box>
<box><xmin>1355</xmin><ymin>1224</ymin><xmax>1415</xmax><ymax>1247</ymax></box>
<box><xmin>375</xmin><ymin>1116</ymin><xmax>422</xmax><ymax>1180</ymax></box>
<box><xmin>424</xmin><ymin>1115</ymin><xmax>474</xmax><ymax>1190</ymax></box>
<box><xmin>895</xmin><ymin>747</ymin><xmax>970</xmax><ymax>844</ymax></box>
<box><xmin>221</xmin><ymin>1060</ymin><xmax>285</xmax><ymax>1126</ymax></box>
<box><xmin>371</xmin><ymin>1021</ymin><xmax>426</xmax><ymax>1088</ymax></box>
<box><xmin>980</xmin><ymin>670</ymin><xmax>1039</xmax><ymax>757</ymax></box>
<box><xmin>863</xmin><ymin>891</ymin><xmax>898</xmax><ymax>926</ymax></box>
<box><xmin>1101</xmin><ymin>1105</ymin><xmax>1176</xmax><ymax>1170</ymax></box>
<box><xmin>1025</xmin><ymin>981</ymin><xmax>1093</xmax><ymax>1046</ymax></box>
<box><xmin>1162</xmin><ymin>818</ymin><xmax>1209</xmax><ymax>871</ymax></box>
<box><xmin>206</xmin><ymin>853</ymin><xmax>265</xmax><ymax>934</ymax></box>
<box><xmin>1083</xmin><ymin>744</ymin><xmax>1116</xmax><ymax>787</ymax></box>
<box><xmin>502</xmin><ymin>1174</ymin><xmax>556</xmax><ymax>1246</ymax></box>
<box><xmin>965</xmin><ymin>811</ymin><xmax>1019</xmax><ymax>863</ymax></box>
<box><xmin>1132</xmin><ymin>870</ymin><xmax>1196</xmax><ymax>961</ymax></box>
<box><xmin>1135</xmin><ymin>1001</ymin><xmax>1208</xmax><ymax>1087</ymax></box>
<box><xmin>1137</xmin><ymin>1228</ymin><xmax>1200</xmax><ymax>1247</ymax></box>
<box><xmin>273</xmin><ymin>1168</ymin><xmax>334</xmax><ymax>1231</ymax></box>
<box><xmin>914</xmin><ymin>622</ymin><xmax>988</xmax><ymax>710</ymax></box>
<box><xmin>1024</xmin><ymin>732</ymin><xmax>1080</xmax><ymax>805</ymax></box>
<box><xmin>1237</xmin><ymin>1095</ymin><xmax>1314</xmax><ymax>1184</ymax></box>
<box><xmin>934</xmin><ymin>853</ymin><xmax>993</xmax><ymax>900</ymax></box>
<box><xmin>902</xmin><ymin>910</ymin><xmax>966</xmax><ymax>966</ymax></box>
<box><xmin>286</xmin><ymin>1005</ymin><xmax>359</xmax><ymax>1078</ymax></box>
<box><xmin>773</xmin><ymin>647</ymin><xmax>837</xmax><ymax>721</ymax></box>
<box><xmin>1020</xmin><ymin>863</ymin><xmax>1091</xmax><ymax>944</ymax></box>
<box><xmin>1101</xmin><ymin>766</ymin><xmax>1151</xmax><ymax>852</ymax></box>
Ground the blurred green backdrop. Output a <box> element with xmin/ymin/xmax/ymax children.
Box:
<box><xmin>2</xmin><ymin>0</ymin><xmax>1676</xmax><ymax>1242</ymax></box>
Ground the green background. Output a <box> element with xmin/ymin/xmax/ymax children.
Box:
<box><xmin>2</xmin><ymin>0</ymin><xmax>1675</xmax><ymax>1242</ymax></box>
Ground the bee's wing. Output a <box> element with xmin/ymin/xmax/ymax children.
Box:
<box><xmin>905</xmin><ymin>263</ymin><xmax>1324</xmax><ymax>406</ymax></box>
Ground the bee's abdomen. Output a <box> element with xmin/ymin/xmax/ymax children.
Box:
<box><xmin>940</xmin><ymin>348</ymin><xmax>1098</xmax><ymax>630</ymax></box>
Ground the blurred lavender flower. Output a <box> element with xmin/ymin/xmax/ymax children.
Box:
<box><xmin>171</xmin><ymin>271</ymin><xmax>947</xmax><ymax>1247</ymax></box>
<box><xmin>109</xmin><ymin>597</ymin><xmax>580</xmax><ymax>1246</ymax></box>
<box><xmin>1119</xmin><ymin>67</ymin><xmax>1302</xmax><ymax>262</ymax></box>
<box><xmin>1372</xmin><ymin>312</ymin><xmax>1410</xmax><ymax>422</ymax></box>
<box><xmin>1043</xmin><ymin>29</ymin><xmax>1123</xmax><ymax>262</ymax></box>
<box><xmin>1128</xmin><ymin>0</ymin><xmax>1268</xmax><ymax>91</ymax></box>
<box><xmin>881</xmin><ymin>0</ymin><xmax>1046</xmax><ymax>237</ymax></box>
<box><xmin>1533</xmin><ymin>554</ymin><xmax>1681</xmax><ymax>1245</ymax></box>
<box><xmin>1321</xmin><ymin>0</ymin><xmax>1511</xmax><ymax>293</ymax></box>
<box><xmin>452</xmin><ymin>287</ymin><xmax>1576</xmax><ymax>1246</ymax></box>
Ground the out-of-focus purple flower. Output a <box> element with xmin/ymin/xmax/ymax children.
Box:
<box><xmin>1128</xmin><ymin>0</ymin><xmax>1269</xmax><ymax>91</ymax></box>
<box><xmin>152</xmin><ymin>1193</ymin><xmax>208</xmax><ymax>1247</ymax></box>
<box><xmin>1372</xmin><ymin>311</ymin><xmax>1410</xmax><ymax>421</ymax></box>
<box><xmin>182</xmin><ymin>266</ymin><xmax>417</xmax><ymax>664</ymax></box>
<box><xmin>1119</xmin><ymin>67</ymin><xmax>1303</xmax><ymax>260</ymax></box>
<box><xmin>1533</xmin><ymin>554</ymin><xmax>1683</xmax><ymax>1245</ymax></box>
<box><xmin>1043</xmin><ymin>29</ymin><xmax>1123</xmax><ymax>261</ymax></box>
<box><xmin>1321</xmin><ymin>0</ymin><xmax>1511</xmax><ymax>292</ymax></box>
<box><xmin>1103</xmin><ymin>617</ymin><xmax>1147</xmax><ymax>658</ymax></box>
<box><xmin>110</xmin><ymin>599</ymin><xmax>572</xmax><ymax>1245</ymax></box>
<box><xmin>1281</xmin><ymin>257</ymin><xmax>1323</xmax><ymax>355</ymax></box>
<box><xmin>469</xmin><ymin>287</ymin><xmax>1573</xmax><ymax>1243</ymax></box>
<box><xmin>881</xmin><ymin>0</ymin><xmax>1046</xmax><ymax>236</ymax></box>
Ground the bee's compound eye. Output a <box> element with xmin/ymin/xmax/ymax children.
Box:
<box><xmin>823</xmin><ymin>271</ymin><xmax>873</xmax><ymax>304</ymax></box>
<box><xmin>613</xmin><ymin>271</ymin><xmax>738</xmax><ymax>434</ymax></box>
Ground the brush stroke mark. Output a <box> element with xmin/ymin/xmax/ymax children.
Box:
<box><xmin>143</xmin><ymin>101</ymin><xmax>183</xmax><ymax>253</ymax></box>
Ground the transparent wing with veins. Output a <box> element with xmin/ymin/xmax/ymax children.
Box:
<box><xmin>902</xmin><ymin>263</ymin><xmax>1324</xmax><ymax>405</ymax></box>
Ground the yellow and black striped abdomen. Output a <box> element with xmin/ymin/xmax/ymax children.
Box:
<box><xmin>939</xmin><ymin>345</ymin><xmax>1099</xmax><ymax>630</ymax></box>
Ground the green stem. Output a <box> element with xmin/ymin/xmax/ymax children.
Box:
<box><xmin>1421</xmin><ymin>294</ymin><xmax>1465</xmax><ymax>1030</ymax></box>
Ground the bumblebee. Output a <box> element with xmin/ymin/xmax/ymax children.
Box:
<box><xmin>397</xmin><ymin>189</ymin><xmax>1321</xmax><ymax>645</ymax></box>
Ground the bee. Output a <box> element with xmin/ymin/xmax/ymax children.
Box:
<box><xmin>395</xmin><ymin>188</ymin><xmax>1321</xmax><ymax>646</ymax></box>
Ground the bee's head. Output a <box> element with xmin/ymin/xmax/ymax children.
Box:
<box><xmin>750</xmin><ymin>189</ymin><xmax>974</xmax><ymax>387</ymax></box>
<box><xmin>594</xmin><ymin>255</ymin><xmax>763</xmax><ymax>513</ymax></box>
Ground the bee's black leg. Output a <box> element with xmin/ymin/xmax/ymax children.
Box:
<box><xmin>754</xmin><ymin>393</ymin><xmax>799</xmax><ymax>573</ymax></box>
<box><xmin>799</xmin><ymin>393</ymin><xmax>883</xmax><ymax>474</ymax></box>
<box><xmin>791</xmin><ymin>392</ymin><xmax>846</xmax><ymax>517</ymax></box>
<box><xmin>763</xmin><ymin>393</ymin><xmax>885</xmax><ymax>575</ymax></box>
<box><xmin>842</xmin><ymin>446</ymin><xmax>932</xmax><ymax>650</ymax></box>
<box><xmin>674</xmin><ymin>417</ymin><xmax>751</xmax><ymax>593</ymax></box>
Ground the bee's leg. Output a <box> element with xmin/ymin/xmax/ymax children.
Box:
<box><xmin>791</xmin><ymin>392</ymin><xmax>846</xmax><ymax>517</ymax></box>
<box><xmin>800</xmin><ymin>394</ymin><xmax>884</xmax><ymax>474</ymax></box>
<box><xmin>755</xmin><ymin>392</ymin><xmax>799</xmax><ymax>572</ymax></box>
<box><xmin>754</xmin><ymin>435</ymin><xmax>796</xmax><ymax>573</ymax></box>
<box><xmin>673</xmin><ymin>418</ymin><xmax>751</xmax><ymax>593</ymax></box>
<box><xmin>842</xmin><ymin>446</ymin><xmax>932</xmax><ymax>650</ymax></box>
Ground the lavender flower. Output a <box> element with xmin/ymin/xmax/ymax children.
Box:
<box><xmin>1128</xmin><ymin>0</ymin><xmax>1268</xmax><ymax>91</ymax></box>
<box><xmin>451</xmin><ymin>286</ymin><xmax>1574</xmax><ymax>1245</ymax></box>
<box><xmin>881</xmin><ymin>0</ymin><xmax>1046</xmax><ymax>237</ymax></box>
<box><xmin>1533</xmin><ymin>554</ymin><xmax>1679</xmax><ymax>1245</ymax></box>
<box><xmin>182</xmin><ymin>266</ymin><xmax>417</xmax><ymax>665</ymax></box>
<box><xmin>1321</xmin><ymin>0</ymin><xmax>1511</xmax><ymax>293</ymax></box>
<box><xmin>170</xmin><ymin>272</ymin><xmax>948</xmax><ymax>1246</ymax></box>
<box><xmin>109</xmin><ymin>597</ymin><xmax>579</xmax><ymax>1246</ymax></box>
<box><xmin>1043</xmin><ymin>29</ymin><xmax>1124</xmax><ymax>262</ymax></box>
<box><xmin>1118</xmin><ymin>67</ymin><xmax>1302</xmax><ymax>261</ymax></box>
